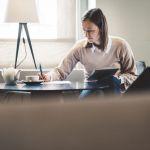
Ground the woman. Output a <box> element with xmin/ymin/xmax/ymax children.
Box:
<box><xmin>39</xmin><ymin>8</ymin><xmax>137</xmax><ymax>92</ymax></box>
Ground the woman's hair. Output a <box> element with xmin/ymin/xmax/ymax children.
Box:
<box><xmin>82</xmin><ymin>8</ymin><xmax>108</xmax><ymax>50</ymax></box>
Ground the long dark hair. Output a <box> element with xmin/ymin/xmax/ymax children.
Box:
<box><xmin>82</xmin><ymin>8</ymin><xmax>108</xmax><ymax>50</ymax></box>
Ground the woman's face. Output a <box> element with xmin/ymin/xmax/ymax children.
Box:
<box><xmin>82</xmin><ymin>20</ymin><xmax>100</xmax><ymax>44</ymax></box>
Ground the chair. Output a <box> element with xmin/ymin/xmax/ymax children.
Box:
<box><xmin>136</xmin><ymin>61</ymin><xmax>146</xmax><ymax>75</ymax></box>
<box><xmin>125</xmin><ymin>66</ymin><xmax>150</xmax><ymax>95</ymax></box>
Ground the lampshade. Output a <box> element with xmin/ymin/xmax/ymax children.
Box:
<box><xmin>4</xmin><ymin>0</ymin><xmax>39</xmax><ymax>23</ymax></box>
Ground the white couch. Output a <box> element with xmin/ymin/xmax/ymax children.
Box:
<box><xmin>0</xmin><ymin>61</ymin><xmax>146</xmax><ymax>83</ymax></box>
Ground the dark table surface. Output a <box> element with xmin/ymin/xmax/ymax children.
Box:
<box><xmin>0</xmin><ymin>81</ymin><xmax>109</xmax><ymax>92</ymax></box>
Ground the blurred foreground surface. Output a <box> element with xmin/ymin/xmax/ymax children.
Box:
<box><xmin>0</xmin><ymin>92</ymin><xmax>150</xmax><ymax>150</ymax></box>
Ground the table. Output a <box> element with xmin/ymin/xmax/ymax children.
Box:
<box><xmin>0</xmin><ymin>81</ymin><xmax>110</xmax><ymax>101</ymax></box>
<box><xmin>0</xmin><ymin>81</ymin><xmax>109</xmax><ymax>91</ymax></box>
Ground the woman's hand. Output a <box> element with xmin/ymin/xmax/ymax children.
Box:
<box><xmin>38</xmin><ymin>73</ymin><xmax>50</xmax><ymax>82</ymax></box>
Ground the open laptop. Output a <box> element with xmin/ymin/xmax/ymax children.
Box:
<box><xmin>125</xmin><ymin>67</ymin><xmax>150</xmax><ymax>94</ymax></box>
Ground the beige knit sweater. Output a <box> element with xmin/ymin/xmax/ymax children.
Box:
<box><xmin>47</xmin><ymin>36</ymin><xmax>137</xmax><ymax>89</ymax></box>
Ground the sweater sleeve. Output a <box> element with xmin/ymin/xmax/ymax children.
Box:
<box><xmin>118</xmin><ymin>39</ymin><xmax>137</xmax><ymax>89</ymax></box>
<box><xmin>47</xmin><ymin>42</ymin><xmax>81</xmax><ymax>81</ymax></box>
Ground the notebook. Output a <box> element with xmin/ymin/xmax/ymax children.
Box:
<box><xmin>88</xmin><ymin>68</ymin><xmax>118</xmax><ymax>81</ymax></box>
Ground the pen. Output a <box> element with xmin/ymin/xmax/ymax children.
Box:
<box><xmin>39</xmin><ymin>64</ymin><xmax>43</xmax><ymax>76</ymax></box>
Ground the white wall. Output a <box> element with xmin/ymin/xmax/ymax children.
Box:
<box><xmin>0</xmin><ymin>40</ymin><xmax>74</xmax><ymax>69</ymax></box>
<box><xmin>96</xmin><ymin>0</ymin><xmax>150</xmax><ymax>65</ymax></box>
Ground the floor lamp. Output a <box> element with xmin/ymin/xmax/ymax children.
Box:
<box><xmin>4</xmin><ymin>0</ymin><xmax>39</xmax><ymax>69</ymax></box>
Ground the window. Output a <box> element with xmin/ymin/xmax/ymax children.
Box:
<box><xmin>0</xmin><ymin>0</ymin><xmax>76</xmax><ymax>40</ymax></box>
